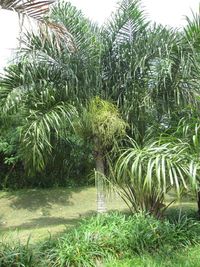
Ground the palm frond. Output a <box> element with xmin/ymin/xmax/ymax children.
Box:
<box><xmin>120</xmin><ymin>139</ymin><xmax>197</xmax><ymax>191</ymax></box>
<box><xmin>184</xmin><ymin>5</ymin><xmax>200</xmax><ymax>49</ymax></box>
<box><xmin>14</xmin><ymin>2</ymin><xmax>104</xmax><ymax>104</ymax></box>
<box><xmin>0</xmin><ymin>0</ymin><xmax>55</xmax><ymax>20</ymax></box>
<box><xmin>20</xmin><ymin>101</ymin><xmax>76</xmax><ymax>172</ymax></box>
<box><xmin>103</xmin><ymin>0</ymin><xmax>148</xmax><ymax>45</ymax></box>
<box><xmin>110</xmin><ymin>138</ymin><xmax>198</xmax><ymax>214</ymax></box>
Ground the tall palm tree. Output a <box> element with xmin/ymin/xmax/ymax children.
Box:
<box><xmin>101</xmin><ymin>0</ymin><xmax>199</xmax><ymax>144</ymax></box>
<box><xmin>0</xmin><ymin>0</ymin><xmax>200</xmax><ymax>214</ymax></box>
<box><xmin>78</xmin><ymin>97</ymin><xmax>126</xmax><ymax>212</ymax></box>
<box><xmin>0</xmin><ymin>1</ymin><xmax>108</xmax><ymax>212</ymax></box>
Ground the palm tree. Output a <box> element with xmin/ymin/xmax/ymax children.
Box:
<box><xmin>0</xmin><ymin>0</ymin><xmax>200</xmax><ymax>215</ymax></box>
<box><xmin>77</xmin><ymin>97</ymin><xmax>126</xmax><ymax>213</ymax></box>
<box><xmin>102</xmin><ymin>0</ymin><xmax>199</xmax><ymax>144</ymax></box>
<box><xmin>0</xmin><ymin>2</ymin><xmax>109</xmax><ymax>212</ymax></box>
<box><xmin>102</xmin><ymin>0</ymin><xmax>200</xmax><ymax>215</ymax></box>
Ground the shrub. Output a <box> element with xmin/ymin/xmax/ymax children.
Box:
<box><xmin>0</xmin><ymin>239</ymin><xmax>35</xmax><ymax>267</ymax></box>
<box><xmin>47</xmin><ymin>212</ymin><xmax>200</xmax><ymax>266</ymax></box>
<box><xmin>1</xmin><ymin>212</ymin><xmax>200</xmax><ymax>266</ymax></box>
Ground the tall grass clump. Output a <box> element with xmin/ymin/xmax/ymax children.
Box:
<box><xmin>47</xmin><ymin>212</ymin><xmax>200</xmax><ymax>267</ymax></box>
<box><xmin>0</xmin><ymin>238</ymin><xmax>35</xmax><ymax>267</ymax></box>
<box><xmin>0</xmin><ymin>212</ymin><xmax>200</xmax><ymax>266</ymax></box>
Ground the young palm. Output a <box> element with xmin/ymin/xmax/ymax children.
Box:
<box><xmin>111</xmin><ymin>138</ymin><xmax>198</xmax><ymax>217</ymax></box>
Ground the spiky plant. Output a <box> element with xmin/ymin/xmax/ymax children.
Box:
<box><xmin>109</xmin><ymin>138</ymin><xmax>198</xmax><ymax>217</ymax></box>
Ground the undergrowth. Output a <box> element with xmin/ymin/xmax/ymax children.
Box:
<box><xmin>47</xmin><ymin>212</ymin><xmax>200</xmax><ymax>266</ymax></box>
<box><xmin>1</xmin><ymin>212</ymin><xmax>200</xmax><ymax>266</ymax></box>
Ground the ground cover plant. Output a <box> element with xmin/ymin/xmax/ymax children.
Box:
<box><xmin>48</xmin><ymin>212</ymin><xmax>200</xmax><ymax>266</ymax></box>
<box><xmin>1</xmin><ymin>211</ymin><xmax>200</xmax><ymax>266</ymax></box>
<box><xmin>0</xmin><ymin>238</ymin><xmax>35</xmax><ymax>267</ymax></box>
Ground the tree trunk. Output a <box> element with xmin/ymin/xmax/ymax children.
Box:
<box><xmin>95</xmin><ymin>151</ymin><xmax>107</xmax><ymax>213</ymax></box>
<box><xmin>197</xmin><ymin>190</ymin><xmax>200</xmax><ymax>218</ymax></box>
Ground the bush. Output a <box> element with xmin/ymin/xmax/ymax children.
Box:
<box><xmin>0</xmin><ymin>239</ymin><xmax>35</xmax><ymax>267</ymax></box>
<box><xmin>1</xmin><ymin>212</ymin><xmax>200</xmax><ymax>266</ymax></box>
<box><xmin>47</xmin><ymin>212</ymin><xmax>200</xmax><ymax>266</ymax></box>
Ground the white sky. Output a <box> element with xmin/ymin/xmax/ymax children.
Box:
<box><xmin>0</xmin><ymin>0</ymin><xmax>199</xmax><ymax>69</ymax></box>
<box><xmin>69</xmin><ymin>0</ymin><xmax>199</xmax><ymax>26</ymax></box>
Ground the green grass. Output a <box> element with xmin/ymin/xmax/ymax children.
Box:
<box><xmin>0</xmin><ymin>187</ymin><xmax>127</xmax><ymax>243</ymax></box>
<box><xmin>0</xmin><ymin>186</ymin><xmax>198</xmax><ymax>244</ymax></box>
<box><xmin>48</xmin><ymin>212</ymin><xmax>200</xmax><ymax>266</ymax></box>
<box><xmin>105</xmin><ymin>245</ymin><xmax>200</xmax><ymax>267</ymax></box>
<box><xmin>0</xmin><ymin>187</ymin><xmax>199</xmax><ymax>266</ymax></box>
<box><xmin>2</xmin><ymin>211</ymin><xmax>200</xmax><ymax>267</ymax></box>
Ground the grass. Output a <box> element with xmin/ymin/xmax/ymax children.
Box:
<box><xmin>0</xmin><ymin>186</ymin><xmax>127</xmax><ymax>243</ymax></box>
<box><xmin>1</xmin><ymin>211</ymin><xmax>199</xmax><ymax>266</ymax></box>
<box><xmin>105</xmin><ymin>245</ymin><xmax>200</xmax><ymax>267</ymax></box>
<box><xmin>104</xmin><ymin>245</ymin><xmax>200</xmax><ymax>267</ymax></box>
<box><xmin>49</xmin><ymin>212</ymin><xmax>200</xmax><ymax>266</ymax></box>
<box><xmin>0</xmin><ymin>187</ymin><xmax>199</xmax><ymax>266</ymax></box>
<box><xmin>0</xmin><ymin>186</ymin><xmax>198</xmax><ymax>244</ymax></box>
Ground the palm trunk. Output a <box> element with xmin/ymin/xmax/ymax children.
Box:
<box><xmin>197</xmin><ymin>190</ymin><xmax>200</xmax><ymax>218</ymax></box>
<box><xmin>95</xmin><ymin>150</ymin><xmax>106</xmax><ymax>213</ymax></box>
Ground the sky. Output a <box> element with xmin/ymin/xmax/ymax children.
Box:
<box><xmin>69</xmin><ymin>0</ymin><xmax>199</xmax><ymax>26</ymax></box>
<box><xmin>0</xmin><ymin>0</ymin><xmax>199</xmax><ymax>69</ymax></box>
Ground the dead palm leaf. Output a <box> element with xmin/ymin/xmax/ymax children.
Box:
<box><xmin>0</xmin><ymin>0</ymin><xmax>55</xmax><ymax>20</ymax></box>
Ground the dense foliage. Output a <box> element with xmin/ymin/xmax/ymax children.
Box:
<box><xmin>1</xmin><ymin>212</ymin><xmax>200</xmax><ymax>266</ymax></box>
<box><xmin>0</xmin><ymin>0</ymin><xmax>200</xmax><ymax>214</ymax></box>
<box><xmin>1</xmin><ymin>4</ymin><xmax>200</xmax><ymax>267</ymax></box>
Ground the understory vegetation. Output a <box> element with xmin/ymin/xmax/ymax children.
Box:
<box><xmin>1</xmin><ymin>212</ymin><xmax>200</xmax><ymax>267</ymax></box>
